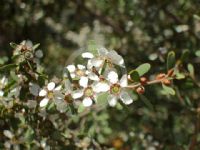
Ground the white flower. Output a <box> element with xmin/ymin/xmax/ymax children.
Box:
<box><xmin>71</xmin><ymin>76</ymin><xmax>97</xmax><ymax>107</ymax></box>
<box><xmin>81</xmin><ymin>52</ymin><xmax>94</xmax><ymax>59</ymax></box>
<box><xmin>0</xmin><ymin>76</ymin><xmax>7</xmax><ymax>97</ymax></box>
<box><xmin>66</xmin><ymin>64</ymin><xmax>86</xmax><ymax>79</ymax></box>
<box><xmin>3</xmin><ymin>130</ymin><xmax>14</xmax><ymax>139</ymax></box>
<box><xmin>39</xmin><ymin>82</ymin><xmax>62</xmax><ymax>107</ymax></box>
<box><xmin>29</xmin><ymin>83</ymin><xmax>40</xmax><ymax>96</ymax></box>
<box><xmin>98</xmin><ymin>47</ymin><xmax>125</xmax><ymax>67</ymax></box>
<box><xmin>27</xmin><ymin>100</ymin><xmax>37</xmax><ymax>108</ymax></box>
<box><xmin>85</xmin><ymin>48</ymin><xmax>125</xmax><ymax>75</ymax></box>
<box><xmin>54</xmin><ymin>79</ymin><xmax>73</xmax><ymax>112</ymax></box>
<box><xmin>0</xmin><ymin>76</ymin><xmax>8</xmax><ymax>89</ymax></box>
<box><xmin>106</xmin><ymin>71</ymin><xmax>133</xmax><ymax>106</ymax></box>
<box><xmin>35</xmin><ymin>49</ymin><xmax>43</xmax><ymax>58</ymax></box>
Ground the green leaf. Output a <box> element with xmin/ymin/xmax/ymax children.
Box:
<box><xmin>97</xmin><ymin>92</ymin><xmax>109</xmax><ymax>106</ymax></box>
<box><xmin>175</xmin><ymin>73</ymin><xmax>185</xmax><ymax>80</ymax></box>
<box><xmin>129</xmin><ymin>70</ymin><xmax>140</xmax><ymax>82</ymax></box>
<box><xmin>10</xmin><ymin>71</ymin><xmax>18</xmax><ymax>81</ymax></box>
<box><xmin>187</xmin><ymin>63</ymin><xmax>194</xmax><ymax>77</ymax></box>
<box><xmin>0</xmin><ymin>64</ymin><xmax>17</xmax><ymax>72</ymax></box>
<box><xmin>162</xmin><ymin>84</ymin><xmax>175</xmax><ymax>95</ymax></box>
<box><xmin>195</xmin><ymin>50</ymin><xmax>200</xmax><ymax>57</ymax></box>
<box><xmin>180</xmin><ymin>50</ymin><xmax>189</xmax><ymax>62</ymax></box>
<box><xmin>167</xmin><ymin>51</ymin><xmax>176</xmax><ymax>70</ymax></box>
<box><xmin>77</xmin><ymin>103</ymin><xmax>85</xmax><ymax>113</ymax></box>
<box><xmin>32</xmin><ymin>43</ymin><xmax>40</xmax><ymax>50</ymax></box>
<box><xmin>24</xmin><ymin>127</ymin><xmax>34</xmax><ymax>142</ymax></box>
<box><xmin>9</xmin><ymin>42</ymin><xmax>18</xmax><ymax>49</ymax></box>
<box><xmin>193</xmin><ymin>14</ymin><xmax>200</xmax><ymax>21</ymax></box>
<box><xmin>87</xmin><ymin>40</ymin><xmax>98</xmax><ymax>55</ymax></box>
<box><xmin>136</xmin><ymin>63</ymin><xmax>151</xmax><ymax>76</ymax></box>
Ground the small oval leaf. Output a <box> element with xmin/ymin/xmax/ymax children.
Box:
<box><xmin>136</xmin><ymin>63</ymin><xmax>151</xmax><ymax>76</ymax></box>
<box><xmin>167</xmin><ymin>51</ymin><xmax>176</xmax><ymax>70</ymax></box>
<box><xmin>187</xmin><ymin>63</ymin><xmax>194</xmax><ymax>77</ymax></box>
<box><xmin>162</xmin><ymin>84</ymin><xmax>175</xmax><ymax>95</ymax></box>
<box><xmin>195</xmin><ymin>50</ymin><xmax>200</xmax><ymax>57</ymax></box>
<box><xmin>180</xmin><ymin>50</ymin><xmax>189</xmax><ymax>62</ymax></box>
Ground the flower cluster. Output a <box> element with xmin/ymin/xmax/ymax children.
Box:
<box><xmin>30</xmin><ymin>47</ymin><xmax>134</xmax><ymax>111</ymax></box>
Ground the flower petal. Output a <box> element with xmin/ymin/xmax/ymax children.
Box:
<box><xmin>107</xmin><ymin>50</ymin><xmax>125</xmax><ymax>67</ymax></box>
<box><xmin>54</xmin><ymin>85</ymin><xmax>62</xmax><ymax>91</ymax></box>
<box><xmin>82</xmin><ymin>97</ymin><xmax>93</xmax><ymax>107</ymax></box>
<box><xmin>107</xmin><ymin>71</ymin><xmax>118</xmax><ymax>84</ymax></box>
<box><xmin>39</xmin><ymin>98</ymin><xmax>49</xmax><ymax>107</ymax></box>
<box><xmin>79</xmin><ymin>76</ymin><xmax>88</xmax><ymax>88</ymax></box>
<box><xmin>91</xmin><ymin>58</ymin><xmax>104</xmax><ymax>68</ymax></box>
<box><xmin>0</xmin><ymin>90</ymin><xmax>4</xmax><ymax>97</ymax></box>
<box><xmin>47</xmin><ymin>82</ymin><xmax>55</xmax><ymax>91</ymax></box>
<box><xmin>39</xmin><ymin>89</ymin><xmax>47</xmax><ymax>97</ymax></box>
<box><xmin>120</xmin><ymin>74</ymin><xmax>128</xmax><ymax>87</ymax></box>
<box><xmin>29</xmin><ymin>83</ymin><xmax>40</xmax><ymax>96</ymax></box>
<box><xmin>107</xmin><ymin>95</ymin><xmax>117</xmax><ymax>107</ymax></box>
<box><xmin>120</xmin><ymin>91</ymin><xmax>133</xmax><ymax>105</ymax></box>
<box><xmin>93</xmin><ymin>82</ymin><xmax>110</xmax><ymax>93</ymax></box>
<box><xmin>82</xmin><ymin>52</ymin><xmax>94</xmax><ymax>59</ymax></box>
<box><xmin>72</xmin><ymin>90</ymin><xmax>84</xmax><ymax>99</ymax></box>
<box><xmin>65</xmin><ymin>79</ymin><xmax>72</xmax><ymax>93</ymax></box>
<box><xmin>88</xmin><ymin>72</ymin><xmax>99</xmax><ymax>81</ymax></box>
<box><xmin>77</xmin><ymin>64</ymin><xmax>86</xmax><ymax>70</ymax></box>
<box><xmin>3</xmin><ymin>130</ymin><xmax>14</xmax><ymax>139</ymax></box>
<box><xmin>66</xmin><ymin>65</ymin><xmax>76</xmax><ymax>72</ymax></box>
<box><xmin>98</xmin><ymin>47</ymin><xmax>108</xmax><ymax>56</ymax></box>
<box><xmin>35</xmin><ymin>50</ymin><xmax>43</xmax><ymax>58</ymax></box>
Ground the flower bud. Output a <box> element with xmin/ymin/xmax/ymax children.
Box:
<box><xmin>167</xmin><ymin>69</ymin><xmax>174</xmax><ymax>77</ymax></box>
<box><xmin>156</xmin><ymin>73</ymin><xmax>166</xmax><ymax>80</ymax></box>
<box><xmin>162</xmin><ymin>79</ymin><xmax>171</xmax><ymax>85</ymax></box>
<box><xmin>136</xmin><ymin>86</ymin><xmax>145</xmax><ymax>94</ymax></box>
<box><xmin>140</xmin><ymin>77</ymin><xmax>148</xmax><ymax>85</ymax></box>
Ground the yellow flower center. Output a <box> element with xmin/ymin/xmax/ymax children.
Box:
<box><xmin>48</xmin><ymin>91</ymin><xmax>54</xmax><ymax>99</ymax></box>
<box><xmin>75</xmin><ymin>69</ymin><xmax>85</xmax><ymax>77</ymax></box>
<box><xmin>110</xmin><ymin>84</ymin><xmax>121</xmax><ymax>95</ymax></box>
<box><xmin>84</xmin><ymin>87</ymin><xmax>94</xmax><ymax>97</ymax></box>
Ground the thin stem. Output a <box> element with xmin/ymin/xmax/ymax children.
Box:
<box><xmin>126</xmin><ymin>78</ymin><xmax>166</xmax><ymax>89</ymax></box>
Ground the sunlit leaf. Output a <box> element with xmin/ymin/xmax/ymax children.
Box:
<box><xmin>175</xmin><ymin>73</ymin><xmax>185</xmax><ymax>80</ymax></box>
<box><xmin>162</xmin><ymin>84</ymin><xmax>175</xmax><ymax>95</ymax></box>
<box><xmin>9</xmin><ymin>42</ymin><xmax>18</xmax><ymax>49</ymax></box>
<box><xmin>87</xmin><ymin>40</ymin><xmax>98</xmax><ymax>55</ymax></box>
<box><xmin>77</xmin><ymin>103</ymin><xmax>85</xmax><ymax>113</ymax></box>
<box><xmin>193</xmin><ymin>14</ymin><xmax>200</xmax><ymax>21</ymax></box>
<box><xmin>97</xmin><ymin>92</ymin><xmax>108</xmax><ymax>106</ymax></box>
<box><xmin>32</xmin><ymin>43</ymin><xmax>40</xmax><ymax>50</ymax></box>
<box><xmin>195</xmin><ymin>50</ymin><xmax>200</xmax><ymax>57</ymax></box>
<box><xmin>136</xmin><ymin>63</ymin><xmax>151</xmax><ymax>76</ymax></box>
<box><xmin>187</xmin><ymin>63</ymin><xmax>194</xmax><ymax>77</ymax></box>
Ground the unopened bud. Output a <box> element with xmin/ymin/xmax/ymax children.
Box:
<box><xmin>167</xmin><ymin>69</ymin><xmax>174</xmax><ymax>77</ymax></box>
<box><xmin>156</xmin><ymin>73</ymin><xmax>166</xmax><ymax>80</ymax></box>
<box><xmin>162</xmin><ymin>79</ymin><xmax>171</xmax><ymax>85</ymax></box>
<box><xmin>140</xmin><ymin>77</ymin><xmax>148</xmax><ymax>85</ymax></box>
<box><xmin>136</xmin><ymin>86</ymin><xmax>145</xmax><ymax>94</ymax></box>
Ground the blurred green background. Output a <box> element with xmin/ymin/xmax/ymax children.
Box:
<box><xmin>1</xmin><ymin>0</ymin><xmax>200</xmax><ymax>149</ymax></box>
<box><xmin>1</xmin><ymin>0</ymin><xmax>200</xmax><ymax>76</ymax></box>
